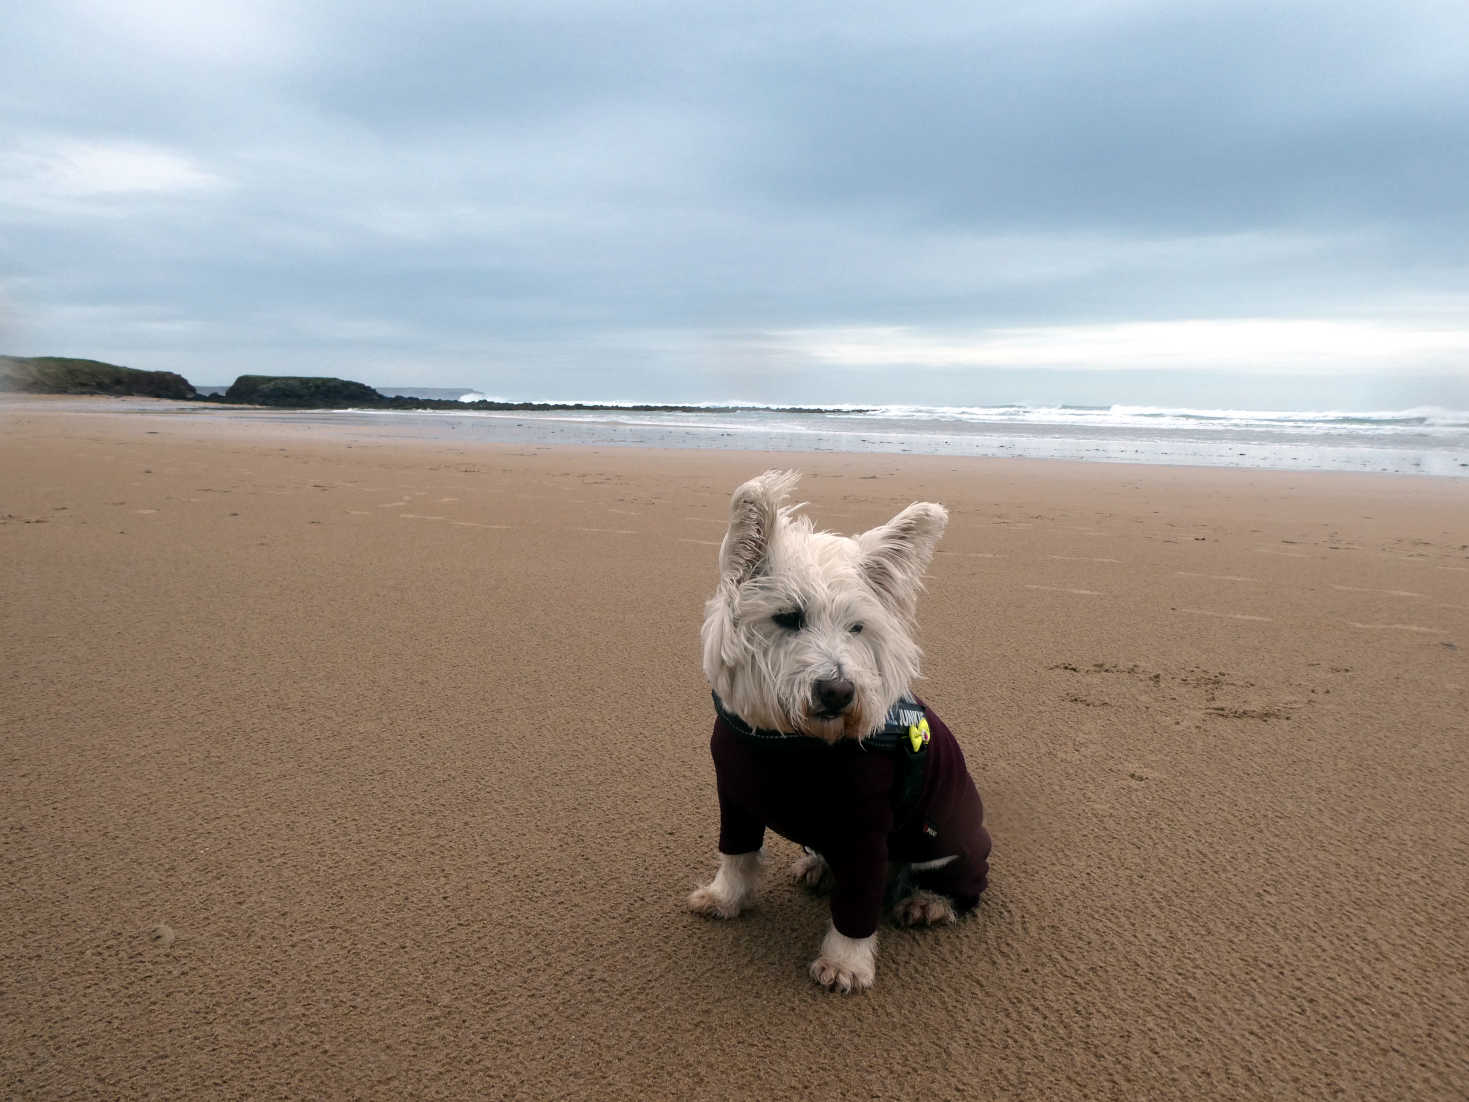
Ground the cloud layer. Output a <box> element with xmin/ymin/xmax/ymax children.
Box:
<box><xmin>3</xmin><ymin>0</ymin><xmax>1467</xmax><ymax>403</ymax></box>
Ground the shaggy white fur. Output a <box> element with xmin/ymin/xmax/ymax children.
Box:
<box><xmin>809</xmin><ymin>925</ymin><xmax>877</xmax><ymax>993</ymax></box>
<box><xmin>790</xmin><ymin>850</ymin><xmax>833</xmax><ymax>891</ymax></box>
<box><xmin>699</xmin><ymin>469</ymin><xmax>946</xmax><ymax>743</ymax></box>
<box><xmin>687</xmin><ymin>851</ymin><xmax>762</xmax><ymax>919</ymax></box>
<box><xmin>690</xmin><ymin>470</ymin><xmax>958</xmax><ymax>992</ymax></box>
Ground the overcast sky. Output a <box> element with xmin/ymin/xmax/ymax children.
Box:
<box><xmin>3</xmin><ymin>0</ymin><xmax>1468</xmax><ymax>407</ymax></box>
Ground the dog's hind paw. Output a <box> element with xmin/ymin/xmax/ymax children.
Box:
<box><xmin>790</xmin><ymin>850</ymin><xmax>833</xmax><ymax>893</ymax></box>
<box><xmin>809</xmin><ymin>926</ymin><xmax>876</xmax><ymax>993</ymax></box>
<box><xmin>892</xmin><ymin>889</ymin><xmax>958</xmax><ymax>928</ymax></box>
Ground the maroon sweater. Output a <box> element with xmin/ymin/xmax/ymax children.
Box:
<box><xmin>710</xmin><ymin>701</ymin><xmax>991</xmax><ymax>939</ymax></box>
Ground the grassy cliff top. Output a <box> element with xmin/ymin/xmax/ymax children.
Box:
<box><xmin>0</xmin><ymin>356</ymin><xmax>196</xmax><ymax>399</ymax></box>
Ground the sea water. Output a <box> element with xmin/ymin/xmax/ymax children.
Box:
<box><xmin>327</xmin><ymin>398</ymin><xmax>1469</xmax><ymax>478</ymax></box>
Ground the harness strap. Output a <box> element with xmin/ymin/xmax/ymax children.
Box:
<box><xmin>711</xmin><ymin>691</ymin><xmax>932</xmax><ymax>820</ymax></box>
<box><xmin>711</xmin><ymin>691</ymin><xmax>927</xmax><ymax>748</ymax></box>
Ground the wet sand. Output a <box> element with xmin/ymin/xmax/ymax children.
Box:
<box><xmin>2</xmin><ymin>396</ymin><xmax>1466</xmax><ymax>1100</ymax></box>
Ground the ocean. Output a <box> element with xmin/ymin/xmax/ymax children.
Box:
<box><xmin>309</xmin><ymin>392</ymin><xmax>1469</xmax><ymax>478</ymax></box>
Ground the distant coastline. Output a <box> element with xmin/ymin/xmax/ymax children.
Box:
<box><xmin>1</xmin><ymin>355</ymin><xmax>863</xmax><ymax>414</ymax></box>
<box><xmin>5</xmin><ymin>355</ymin><xmax>1466</xmax><ymax>477</ymax></box>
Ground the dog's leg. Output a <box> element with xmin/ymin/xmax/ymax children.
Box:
<box><xmin>809</xmin><ymin>923</ymin><xmax>877</xmax><ymax>993</ymax></box>
<box><xmin>790</xmin><ymin>848</ymin><xmax>833</xmax><ymax>893</ymax></box>
<box><xmin>688</xmin><ymin>850</ymin><xmax>762</xmax><ymax>918</ymax></box>
<box><xmin>892</xmin><ymin>888</ymin><xmax>959</xmax><ymax>927</ymax></box>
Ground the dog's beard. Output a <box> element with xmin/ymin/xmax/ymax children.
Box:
<box><xmin>739</xmin><ymin>652</ymin><xmax>898</xmax><ymax>743</ymax></box>
<box><xmin>793</xmin><ymin>710</ymin><xmax>848</xmax><ymax>742</ymax></box>
<box><xmin>786</xmin><ymin>693</ymin><xmax>884</xmax><ymax>743</ymax></box>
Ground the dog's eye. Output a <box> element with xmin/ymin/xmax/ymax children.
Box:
<box><xmin>772</xmin><ymin>610</ymin><xmax>805</xmax><ymax>632</ymax></box>
<box><xmin>849</xmin><ymin>623</ymin><xmax>864</xmax><ymax>635</ymax></box>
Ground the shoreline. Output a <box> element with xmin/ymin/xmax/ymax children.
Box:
<box><xmin>5</xmin><ymin>392</ymin><xmax>1467</xmax><ymax>480</ymax></box>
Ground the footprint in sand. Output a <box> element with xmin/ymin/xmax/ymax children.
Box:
<box><xmin>1026</xmin><ymin>584</ymin><xmax>1105</xmax><ymax>596</ymax></box>
<box><xmin>1124</xmin><ymin>765</ymin><xmax>1168</xmax><ymax>782</ymax></box>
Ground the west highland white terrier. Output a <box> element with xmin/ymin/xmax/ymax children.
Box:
<box><xmin>688</xmin><ymin>469</ymin><xmax>992</xmax><ymax>992</ymax></box>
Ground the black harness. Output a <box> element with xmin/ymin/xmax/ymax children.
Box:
<box><xmin>711</xmin><ymin>691</ymin><xmax>933</xmax><ymax>821</ymax></box>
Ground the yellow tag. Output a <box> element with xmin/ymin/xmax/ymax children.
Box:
<box><xmin>908</xmin><ymin>717</ymin><xmax>930</xmax><ymax>752</ymax></box>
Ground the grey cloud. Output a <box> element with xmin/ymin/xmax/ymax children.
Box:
<box><xmin>2</xmin><ymin>1</ymin><xmax>1467</xmax><ymax>400</ymax></box>
<box><xmin>730</xmin><ymin>7</ymin><xmax>1469</xmax><ymax>234</ymax></box>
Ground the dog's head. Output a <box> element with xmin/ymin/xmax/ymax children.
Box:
<box><xmin>700</xmin><ymin>469</ymin><xmax>947</xmax><ymax>742</ymax></box>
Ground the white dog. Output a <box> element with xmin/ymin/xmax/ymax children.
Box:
<box><xmin>689</xmin><ymin>470</ymin><xmax>992</xmax><ymax>992</ymax></box>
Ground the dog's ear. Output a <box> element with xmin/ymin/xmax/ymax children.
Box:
<box><xmin>857</xmin><ymin>502</ymin><xmax>948</xmax><ymax>617</ymax></box>
<box><xmin>719</xmin><ymin>469</ymin><xmax>800</xmax><ymax>583</ymax></box>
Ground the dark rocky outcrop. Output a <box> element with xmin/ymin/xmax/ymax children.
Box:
<box><xmin>5</xmin><ymin>355</ymin><xmax>869</xmax><ymax>414</ymax></box>
<box><xmin>0</xmin><ymin>356</ymin><xmax>196</xmax><ymax>399</ymax></box>
<box><xmin>222</xmin><ymin>375</ymin><xmax>385</xmax><ymax>408</ymax></box>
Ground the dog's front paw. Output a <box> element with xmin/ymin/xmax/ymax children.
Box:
<box><xmin>687</xmin><ymin>883</ymin><xmax>745</xmax><ymax>919</ymax></box>
<box><xmin>809</xmin><ymin>926</ymin><xmax>876</xmax><ymax>993</ymax></box>
<box><xmin>687</xmin><ymin>851</ymin><xmax>761</xmax><ymax>919</ymax></box>
<box><xmin>809</xmin><ymin>955</ymin><xmax>874</xmax><ymax>993</ymax></box>
<box><xmin>790</xmin><ymin>850</ymin><xmax>833</xmax><ymax>893</ymax></box>
<box><xmin>892</xmin><ymin>889</ymin><xmax>958</xmax><ymax>928</ymax></box>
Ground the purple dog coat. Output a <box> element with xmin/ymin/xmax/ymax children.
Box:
<box><xmin>709</xmin><ymin>696</ymin><xmax>991</xmax><ymax>940</ymax></box>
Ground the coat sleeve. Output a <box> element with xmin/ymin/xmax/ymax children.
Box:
<box><xmin>711</xmin><ymin>721</ymin><xmax>765</xmax><ymax>855</ymax></box>
<box><xmin>716</xmin><ymin>778</ymin><xmax>766</xmax><ymax>855</ymax></box>
<box><xmin>822</xmin><ymin>755</ymin><xmax>896</xmax><ymax>939</ymax></box>
<box><xmin>824</xmin><ymin>828</ymin><xmax>890</xmax><ymax>939</ymax></box>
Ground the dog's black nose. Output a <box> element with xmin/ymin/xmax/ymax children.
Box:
<box><xmin>813</xmin><ymin>677</ymin><xmax>855</xmax><ymax>715</ymax></box>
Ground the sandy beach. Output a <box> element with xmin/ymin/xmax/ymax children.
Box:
<box><xmin>2</xmin><ymin>395</ymin><xmax>1466</xmax><ymax>1100</ymax></box>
